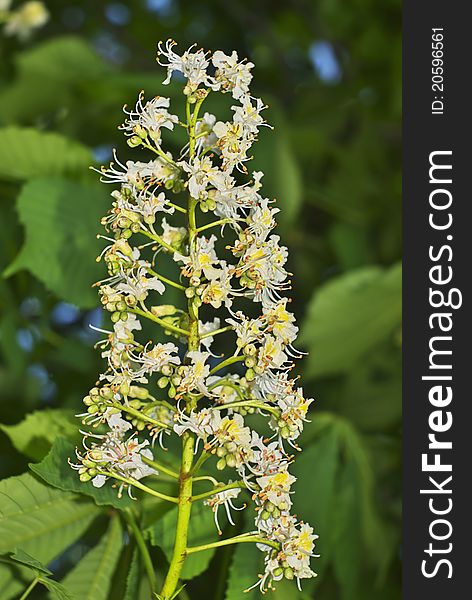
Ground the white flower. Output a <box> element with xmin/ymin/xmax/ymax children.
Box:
<box><xmin>232</xmin><ymin>97</ymin><xmax>268</xmax><ymax>135</ymax></box>
<box><xmin>206</xmin><ymin>374</ymin><xmax>241</xmax><ymax>405</ymax></box>
<box><xmin>173</xmin><ymin>407</ymin><xmax>215</xmax><ymax>437</ymax></box>
<box><xmin>4</xmin><ymin>1</ymin><xmax>49</xmax><ymax>40</ymax></box>
<box><xmin>160</xmin><ymin>217</ymin><xmax>187</xmax><ymax>248</ymax></box>
<box><xmin>121</xmin><ymin>93</ymin><xmax>178</xmax><ymax>142</ymax></box>
<box><xmin>157</xmin><ymin>40</ymin><xmax>212</xmax><ymax>90</ymax></box>
<box><xmin>257</xmin><ymin>335</ymin><xmax>290</xmax><ymax>371</ymax></box>
<box><xmin>176</xmin><ymin>234</ymin><xmax>221</xmax><ymax>280</ymax></box>
<box><xmin>262</xmin><ymin>298</ymin><xmax>298</xmax><ymax>344</ymax></box>
<box><xmin>226</xmin><ymin>314</ymin><xmax>263</xmax><ymax>347</ymax></box>
<box><xmin>195</xmin><ymin>112</ymin><xmax>218</xmax><ymax>152</ymax></box>
<box><xmin>177</xmin><ymin>350</ymin><xmax>211</xmax><ymax>395</ymax></box>
<box><xmin>270</xmin><ymin>389</ymin><xmax>313</xmax><ymax>444</ymax></box>
<box><xmin>256</xmin><ymin>468</ymin><xmax>296</xmax><ymax>510</ymax></box>
<box><xmin>204</xmin><ymin>487</ymin><xmax>244</xmax><ymax>534</ymax></box>
<box><xmin>199</xmin><ymin>317</ymin><xmax>221</xmax><ymax>352</ymax></box>
<box><xmin>200</xmin><ymin>262</ymin><xmax>234</xmax><ymax>309</ymax></box>
<box><xmin>132</xmin><ymin>342</ymin><xmax>181</xmax><ymax>375</ymax></box>
<box><xmin>212</xmin><ymin>50</ymin><xmax>254</xmax><ymax>99</ymax></box>
<box><xmin>116</xmin><ymin>267</ymin><xmax>165</xmax><ymax>301</ymax></box>
<box><xmin>181</xmin><ymin>156</ymin><xmax>224</xmax><ymax>200</ymax></box>
<box><xmin>213</xmin><ymin>120</ymin><xmax>252</xmax><ymax>169</ymax></box>
<box><xmin>134</xmin><ymin>189</ymin><xmax>175</xmax><ymax>223</ymax></box>
<box><xmin>98</xmin><ymin>151</ymin><xmax>174</xmax><ymax>187</ymax></box>
<box><xmin>247</xmin><ymin>198</ymin><xmax>280</xmax><ymax>242</ymax></box>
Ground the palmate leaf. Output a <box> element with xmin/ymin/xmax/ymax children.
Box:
<box><xmin>0</xmin><ymin>472</ymin><xmax>100</xmax><ymax>560</ymax></box>
<box><xmin>148</xmin><ymin>501</ymin><xmax>219</xmax><ymax>580</ymax></box>
<box><xmin>225</xmin><ymin>542</ymin><xmax>261</xmax><ymax>600</ymax></box>
<box><xmin>41</xmin><ymin>577</ymin><xmax>74</xmax><ymax>600</ymax></box>
<box><xmin>0</xmin><ymin>128</ymin><xmax>91</xmax><ymax>181</ymax></box>
<box><xmin>3</xmin><ymin>549</ymin><xmax>52</xmax><ymax>575</ymax></box>
<box><xmin>299</xmin><ymin>263</ymin><xmax>402</xmax><ymax>378</ymax></box>
<box><xmin>0</xmin><ymin>551</ymin><xmax>73</xmax><ymax>600</ymax></box>
<box><xmin>4</xmin><ymin>177</ymin><xmax>109</xmax><ymax>308</ymax></box>
<box><xmin>0</xmin><ymin>409</ymin><xmax>78</xmax><ymax>461</ymax></box>
<box><xmin>0</xmin><ymin>471</ymin><xmax>100</xmax><ymax>600</ymax></box>
<box><xmin>0</xmin><ymin>37</ymin><xmax>109</xmax><ymax>124</ymax></box>
<box><xmin>293</xmin><ymin>414</ymin><xmax>395</xmax><ymax>597</ymax></box>
<box><xmin>30</xmin><ymin>437</ymin><xmax>134</xmax><ymax>510</ymax></box>
<box><xmin>59</xmin><ymin>516</ymin><xmax>122</xmax><ymax>600</ymax></box>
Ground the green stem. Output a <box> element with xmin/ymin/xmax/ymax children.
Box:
<box><xmin>209</xmin><ymin>355</ymin><xmax>245</xmax><ymax>375</ymax></box>
<box><xmin>191</xmin><ymin>481</ymin><xmax>246</xmax><ymax>502</ymax></box>
<box><xmin>148</xmin><ymin>269</ymin><xmax>186</xmax><ymax>291</ymax></box>
<box><xmin>186</xmin><ymin>534</ymin><xmax>279</xmax><ymax>554</ymax></box>
<box><xmin>200</xmin><ymin>324</ymin><xmax>233</xmax><ymax>340</ymax></box>
<box><xmin>18</xmin><ymin>577</ymin><xmax>39</xmax><ymax>600</ymax></box>
<box><xmin>168</xmin><ymin>201</ymin><xmax>187</xmax><ymax>214</ymax></box>
<box><xmin>189</xmin><ymin>450</ymin><xmax>210</xmax><ymax>476</ymax></box>
<box><xmin>212</xmin><ymin>400</ymin><xmax>280</xmax><ymax>418</ymax></box>
<box><xmin>125</xmin><ymin>510</ymin><xmax>156</xmax><ymax>592</ymax></box>
<box><xmin>159</xmin><ymin>95</ymin><xmax>205</xmax><ymax>600</ymax></box>
<box><xmin>97</xmin><ymin>471</ymin><xmax>178</xmax><ymax>503</ymax></box>
<box><xmin>195</xmin><ymin>219</ymin><xmax>238</xmax><ymax>233</ymax></box>
<box><xmin>140</xmin><ymin>227</ymin><xmax>178</xmax><ymax>254</ymax></box>
<box><xmin>142</xmin><ymin>455</ymin><xmax>179</xmax><ymax>479</ymax></box>
<box><xmin>129</xmin><ymin>307</ymin><xmax>190</xmax><ymax>337</ymax></box>
<box><xmin>111</xmin><ymin>401</ymin><xmax>171</xmax><ymax>430</ymax></box>
<box><xmin>142</xmin><ymin>141</ymin><xmax>178</xmax><ymax>167</ymax></box>
<box><xmin>159</xmin><ymin>432</ymin><xmax>195</xmax><ymax>598</ymax></box>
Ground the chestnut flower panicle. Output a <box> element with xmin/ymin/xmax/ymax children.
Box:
<box><xmin>73</xmin><ymin>40</ymin><xmax>318</xmax><ymax>595</ymax></box>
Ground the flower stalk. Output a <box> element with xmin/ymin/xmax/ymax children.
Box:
<box><xmin>73</xmin><ymin>39</ymin><xmax>318</xmax><ymax>598</ymax></box>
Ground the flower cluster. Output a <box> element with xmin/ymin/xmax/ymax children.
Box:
<box><xmin>74</xmin><ymin>40</ymin><xmax>317</xmax><ymax>594</ymax></box>
<box><xmin>0</xmin><ymin>0</ymin><xmax>49</xmax><ymax>40</ymax></box>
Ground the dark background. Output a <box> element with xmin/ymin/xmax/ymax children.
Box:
<box><xmin>0</xmin><ymin>1</ymin><xmax>401</xmax><ymax>598</ymax></box>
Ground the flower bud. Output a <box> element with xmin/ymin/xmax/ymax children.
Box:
<box><xmin>157</xmin><ymin>376</ymin><xmax>169</xmax><ymax>389</ymax></box>
<box><xmin>284</xmin><ymin>567</ymin><xmax>294</xmax><ymax>580</ymax></box>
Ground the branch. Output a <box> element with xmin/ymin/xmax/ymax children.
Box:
<box><xmin>111</xmin><ymin>401</ymin><xmax>171</xmax><ymax>430</ymax></box>
<box><xmin>142</xmin><ymin>455</ymin><xmax>180</xmax><ymax>479</ymax></box>
<box><xmin>209</xmin><ymin>355</ymin><xmax>245</xmax><ymax>375</ymax></box>
<box><xmin>98</xmin><ymin>470</ymin><xmax>178</xmax><ymax>503</ymax></box>
<box><xmin>125</xmin><ymin>510</ymin><xmax>157</xmax><ymax>592</ymax></box>
<box><xmin>186</xmin><ymin>533</ymin><xmax>279</xmax><ymax>554</ymax></box>
<box><xmin>129</xmin><ymin>306</ymin><xmax>190</xmax><ymax>337</ymax></box>
<box><xmin>148</xmin><ymin>269</ymin><xmax>186</xmax><ymax>292</ymax></box>
<box><xmin>200</xmin><ymin>325</ymin><xmax>233</xmax><ymax>340</ymax></box>
<box><xmin>140</xmin><ymin>227</ymin><xmax>177</xmax><ymax>254</ymax></box>
<box><xmin>191</xmin><ymin>480</ymin><xmax>246</xmax><ymax>502</ymax></box>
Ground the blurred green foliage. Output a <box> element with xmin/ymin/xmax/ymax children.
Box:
<box><xmin>0</xmin><ymin>1</ymin><xmax>401</xmax><ymax>599</ymax></box>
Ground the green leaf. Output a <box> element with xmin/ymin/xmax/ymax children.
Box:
<box><xmin>336</xmin><ymin>342</ymin><xmax>402</xmax><ymax>432</ymax></box>
<box><xmin>331</xmin><ymin>461</ymin><xmax>363</xmax><ymax>599</ymax></box>
<box><xmin>0</xmin><ymin>564</ymin><xmax>28</xmax><ymax>600</ymax></box>
<box><xmin>0</xmin><ymin>409</ymin><xmax>78</xmax><ymax>461</ymax></box>
<box><xmin>4</xmin><ymin>549</ymin><xmax>52</xmax><ymax>575</ymax></box>
<box><xmin>225</xmin><ymin>542</ymin><xmax>261</xmax><ymax>600</ymax></box>
<box><xmin>0</xmin><ymin>36</ymin><xmax>108</xmax><ymax>123</ymax></box>
<box><xmin>123</xmin><ymin>548</ymin><xmax>141</xmax><ymax>600</ymax></box>
<box><xmin>291</xmin><ymin>426</ymin><xmax>339</xmax><ymax>580</ymax></box>
<box><xmin>5</xmin><ymin>177</ymin><xmax>109</xmax><ymax>307</ymax></box>
<box><xmin>0</xmin><ymin>128</ymin><xmax>91</xmax><ymax>181</ymax></box>
<box><xmin>41</xmin><ymin>577</ymin><xmax>74</xmax><ymax>600</ymax></box>
<box><xmin>0</xmin><ymin>472</ymin><xmax>99</xmax><ymax>562</ymax></box>
<box><xmin>60</xmin><ymin>516</ymin><xmax>122</xmax><ymax>600</ymax></box>
<box><xmin>148</xmin><ymin>501</ymin><xmax>219</xmax><ymax>580</ymax></box>
<box><xmin>30</xmin><ymin>437</ymin><xmax>134</xmax><ymax>510</ymax></box>
<box><xmin>300</xmin><ymin>263</ymin><xmax>402</xmax><ymax>378</ymax></box>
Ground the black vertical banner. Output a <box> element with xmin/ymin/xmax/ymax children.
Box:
<box><xmin>404</xmin><ymin>2</ymin><xmax>471</xmax><ymax>598</ymax></box>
